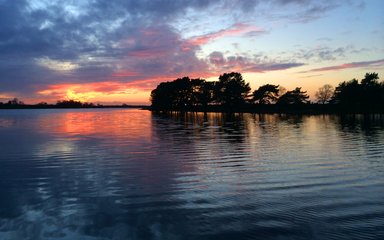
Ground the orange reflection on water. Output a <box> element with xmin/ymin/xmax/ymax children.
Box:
<box><xmin>37</xmin><ymin>109</ymin><xmax>153</xmax><ymax>142</ymax></box>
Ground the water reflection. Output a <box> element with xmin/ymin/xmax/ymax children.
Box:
<box><xmin>0</xmin><ymin>109</ymin><xmax>383</xmax><ymax>239</ymax></box>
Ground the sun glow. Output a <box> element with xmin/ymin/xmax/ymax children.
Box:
<box><xmin>65</xmin><ymin>89</ymin><xmax>96</xmax><ymax>102</ymax></box>
<box><xmin>36</xmin><ymin>80</ymin><xmax>156</xmax><ymax>105</ymax></box>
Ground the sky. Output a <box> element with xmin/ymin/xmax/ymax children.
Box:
<box><xmin>0</xmin><ymin>0</ymin><xmax>383</xmax><ymax>105</ymax></box>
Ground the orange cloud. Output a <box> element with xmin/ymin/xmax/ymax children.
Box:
<box><xmin>36</xmin><ymin>76</ymin><xmax>189</xmax><ymax>104</ymax></box>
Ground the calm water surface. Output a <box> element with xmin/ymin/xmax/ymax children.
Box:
<box><xmin>0</xmin><ymin>109</ymin><xmax>383</xmax><ymax>240</ymax></box>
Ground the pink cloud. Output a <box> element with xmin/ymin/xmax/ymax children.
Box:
<box><xmin>305</xmin><ymin>59</ymin><xmax>384</xmax><ymax>72</ymax></box>
<box><xmin>186</xmin><ymin>23</ymin><xmax>265</xmax><ymax>47</ymax></box>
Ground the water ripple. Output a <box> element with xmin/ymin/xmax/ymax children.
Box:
<box><xmin>0</xmin><ymin>110</ymin><xmax>383</xmax><ymax>239</ymax></box>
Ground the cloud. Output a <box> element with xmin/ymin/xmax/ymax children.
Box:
<box><xmin>293</xmin><ymin>46</ymin><xmax>350</xmax><ymax>61</ymax></box>
<box><xmin>295</xmin><ymin>3</ymin><xmax>339</xmax><ymax>23</ymax></box>
<box><xmin>0</xmin><ymin>0</ymin><xmax>357</xmax><ymax>103</ymax></box>
<box><xmin>187</xmin><ymin>23</ymin><xmax>266</xmax><ymax>47</ymax></box>
<box><xmin>302</xmin><ymin>59</ymin><xmax>384</xmax><ymax>72</ymax></box>
<box><xmin>36</xmin><ymin>57</ymin><xmax>79</xmax><ymax>72</ymax></box>
<box><xmin>208</xmin><ymin>51</ymin><xmax>304</xmax><ymax>73</ymax></box>
<box><xmin>272</xmin><ymin>1</ymin><xmax>339</xmax><ymax>23</ymax></box>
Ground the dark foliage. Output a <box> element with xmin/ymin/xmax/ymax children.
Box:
<box><xmin>56</xmin><ymin>100</ymin><xmax>95</xmax><ymax>108</ymax></box>
<box><xmin>56</xmin><ymin>100</ymin><xmax>84</xmax><ymax>108</ymax></box>
<box><xmin>151</xmin><ymin>72</ymin><xmax>250</xmax><ymax>111</ymax></box>
<box><xmin>215</xmin><ymin>72</ymin><xmax>251</xmax><ymax>108</ymax></box>
<box><xmin>151</xmin><ymin>72</ymin><xmax>383</xmax><ymax>113</ymax></box>
<box><xmin>6</xmin><ymin>98</ymin><xmax>24</xmax><ymax>105</ymax></box>
<box><xmin>150</xmin><ymin>77</ymin><xmax>214</xmax><ymax>111</ymax></box>
<box><xmin>332</xmin><ymin>72</ymin><xmax>384</xmax><ymax>112</ymax></box>
<box><xmin>276</xmin><ymin>87</ymin><xmax>309</xmax><ymax>105</ymax></box>
<box><xmin>252</xmin><ymin>84</ymin><xmax>280</xmax><ymax>104</ymax></box>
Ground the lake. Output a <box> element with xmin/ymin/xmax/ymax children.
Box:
<box><xmin>0</xmin><ymin>109</ymin><xmax>383</xmax><ymax>240</ymax></box>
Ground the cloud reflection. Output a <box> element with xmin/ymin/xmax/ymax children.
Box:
<box><xmin>1</xmin><ymin>110</ymin><xmax>384</xmax><ymax>239</ymax></box>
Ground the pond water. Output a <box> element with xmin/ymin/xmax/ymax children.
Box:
<box><xmin>0</xmin><ymin>109</ymin><xmax>383</xmax><ymax>240</ymax></box>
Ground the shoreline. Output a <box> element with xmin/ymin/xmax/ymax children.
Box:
<box><xmin>0</xmin><ymin>105</ymin><xmax>151</xmax><ymax>110</ymax></box>
<box><xmin>149</xmin><ymin>104</ymin><xmax>384</xmax><ymax>114</ymax></box>
<box><xmin>1</xmin><ymin>104</ymin><xmax>383</xmax><ymax>114</ymax></box>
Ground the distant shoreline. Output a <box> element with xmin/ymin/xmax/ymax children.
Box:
<box><xmin>1</xmin><ymin>104</ymin><xmax>383</xmax><ymax>114</ymax></box>
<box><xmin>0</xmin><ymin>105</ymin><xmax>151</xmax><ymax>110</ymax></box>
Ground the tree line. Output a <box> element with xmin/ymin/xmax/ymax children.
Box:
<box><xmin>0</xmin><ymin>99</ymin><xmax>98</xmax><ymax>108</ymax></box>
<box><xmin>150</xmin><ymin>72</ymin><xmax>384</xmax><ymax>113</ymax></box>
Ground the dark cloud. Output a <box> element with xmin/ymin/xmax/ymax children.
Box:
<box><xmin>294</xmin><ymin>46</ymin><xmax>350</xmax><ymax>61</ymax></box>
<box><xmin>208</xmin><ymin>51</ymin><xmax>304</xmax><ymax>73</ymax></box>
<box><xmin>247</xmin><ymin>0</ymin><xmax>338</xmax><ymax>24</ymax></box>
<box><xmin>209</xmin><ymin>51</ymin><xmax>226</xmax><ymax>66</ymax></box>
<box><xmin>0</xmin><ymin>0</ymin><xmax>347</xmax><ymax>102</ymax></box>
<box><xmin>0</xmin><ymin>1</ymin><xmax>208</xmax><ymax>98</ymax></box>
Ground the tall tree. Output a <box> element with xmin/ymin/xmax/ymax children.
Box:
<box><xmin>192</xmin><ymin>80</ymin><xmax>214</xmax><ymax>108</ymax></box>
<box><xmin>361</xmin><ymin>72</ymin><xmax>379</xmax><ymax>86</ymax></box>
<box><xmin>331</xmin><ymin>73</ymin><xmax>383</xmax><ymax>112</ymax></box>
<box><xmin>172</xmin><ymin>77</ymin><xmax>193</xmax><ymax>108</ymax></box>
<box><xmin>332</xmin><ymin>79</ymin><xmax>360</xmax><ymax>105</ymax></box>
<box><xmin>252</xmin><ymin>84</ymin><xmax>280</xmax><ymax>104</ymax></box>
<box><xmin>277</xmin><ymin>87</ymin><xmax>309</xmax><ymax>105</ymax></box>
<box><xmin>315</xmin><ymin>84</ymin><xmax>334</xmax><ymax>104</ymax></box>
<box><xmin>359</xmin><ymin>72</ymin><xmax>383</xmax><ymax>110</ymax></box>
<box><xmin>151</xmin><ymin>77</ymin><xmax>210</xmax><ymax>110</ymax></box>
<box><xmin>150</xmin><ymin>81</ymin><xmax>175</xmax><ymax>110</ymax></box>
<box><xmin>7</xmin><ymin>98</ymin><xmax>24</xmax><ymax>105</ymax></box>
<box><xmin>215</xmin><ymin>72</ymin><xmax>251</xmax><ymax>108</ymax></box>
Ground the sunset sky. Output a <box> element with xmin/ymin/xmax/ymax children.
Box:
<box><xmin>0</xmin><ymin>0</ymin><xmax>383</xmax><ymax>105</ymax></box>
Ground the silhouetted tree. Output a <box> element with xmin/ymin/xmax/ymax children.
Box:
<box><xmin>82</xmin><ymin>102</ymin><xmax>95</xmax><ymax>107</ymax></box>
<box><xmin>172</xmin><ymin>77</ymin><xmax>193</xmax><ymax>108</ymax></box>
<box><xmin>332</xmin><ymin>73</ymin><xmax>383</xmax><ymax>112</ymax></box>
<box><xmin>215</xmin><ymin>72</ymin><xmax>250</xmax><ymax>108</ymax></box>
<box><xmin>315</xmin><ymin>84</ymin><xmax>334</xmax><ymax>104</ymax></box>
<box><xmin>151</xmin><ymin>77</ymin><xmax>210</xmax><ymax>110</ymax></box>
<box><xmin>7</xmin><ymin>98</ymin><xmax>24</xmax><ymax>105</ymax></box>
<box><xmin>56</xmin><ymin>100</ymin><xmax>83</xmax><ymax>108</ymax></box>
<box><xmin>361</xmin><ymin>72</ymin><xmax>379</xmax><ymax>86</ymax></box>
<box><xmin>150</xmin><ymin>72</ymin><xmax>383</xmax><ymax>113</ymax></box>
<box><xmin>360</xmin><ymin>73</ymin><xmax>383</xmax><ymax>110</ymax></box>
<box><xmin>332</xmin><ymin>79</ymin><xmax>359</xmax><ymax>105</ymax></box>
<box><xmin>252</xmin><ymin>84</ymin><xmax>280</xmax><ymax>104</ymax></box>
<box><xmin>150</xmin><ymin>81</ymin><xmax>174</xmax><ymax>110</ymax></box>
<box><xmin>190</xmin><ymin>79</ymin><xmax>214</xmax><ymax>108</ymax></box>
<box><xmin>277</xmin><ymin>87</ymin><xmax>309</xmax><ymax>105</ymax></box>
